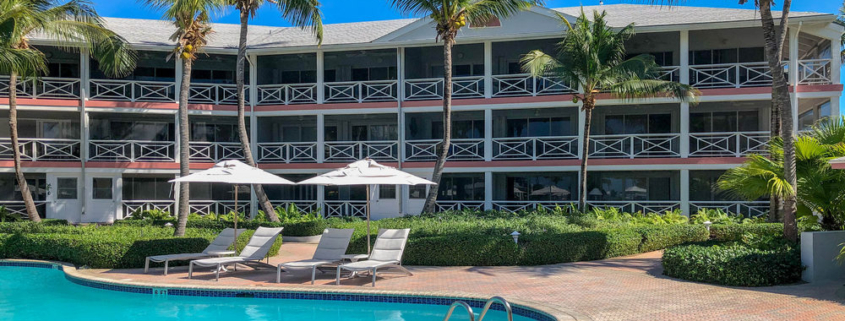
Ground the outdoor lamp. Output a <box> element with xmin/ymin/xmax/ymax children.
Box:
<box><xmin>511</xmin><ymin>231</ymin><xmax>521</xmax><ymax>244</ymax></box>
<box><xmin>703</xmin><ymin>221</ymin><xmax>712</xmax><ymax>232</ymax></box>
<box><xmin>165</xmin><ymin>222</ymin><xmax>174</xmax><ymax>228</ymax></box>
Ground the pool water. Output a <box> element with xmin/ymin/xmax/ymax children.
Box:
<box><xmin>0</xmin><ymin>266</ymin><xmax>537</xmax><ymax>321</ymax></box>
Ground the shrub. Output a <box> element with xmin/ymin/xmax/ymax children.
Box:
<box><xmin>634</xmin><ymin>225</ymin><xmax>709</xmax><ymax>252</ymax></box>
<box><xmin>709</xmin><ymin>223</ymin><xmax>783</xmax><ymax>241</ymax></box>
<box><xmin>662</xmin><ymin>238</ymin><xmax>802</xmax><ymax>286</ymax></box>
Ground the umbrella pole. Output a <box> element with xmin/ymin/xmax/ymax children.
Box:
<box><xmin>234</xmin><ymin>184</ymin><xmax>239</xmax><ymax>254</ymax></box>
<box><xmin>366</xmin><ymin>184</ymin><xmax>371</xmax><ymax>255</ymax></box>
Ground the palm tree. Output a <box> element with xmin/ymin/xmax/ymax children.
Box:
<box><xmin>230</xmin><ymin>0</ymin><xmax>322</xmax><ymax>222</ymax></box>
<box><xmin>0</xmin><ymin>0</ymin><xmax>136</xmax><ymax>222</ymax></box>
<box><xmin>719</xmin><ymin>116</ymin><xmax>845</xmax><ymax>231</ymax></box>
<box><xmin>141</xmin><ymin>0</ymin><xmax>225</xmax><ymax>236</ymax></box>
<box><xmin>390</xmin><ymin>0</ymin><xmax>541</xmax><ymax>213</ymax></box>
<box><xmin>520</xmin><ymin>10</ymin><xmax>699</xmax><ymax>212</ymax></box>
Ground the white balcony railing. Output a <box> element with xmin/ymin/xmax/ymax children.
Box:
<box><xmin>0</xmin><ymin>200</ymin><xmax>48</xmax><ymax>219</ymax></box>
<box><xmin>492</xmin><ymin>136</ymin><xmax>578</xmax><ymax>160</ymax></box>
<box><xmin>324</xmin><ymin>80</ymin><xmax>398</xmax><ymax>103</ymax></box>
<box><xmin>797</xmin><ymin>59</ymin><xmax>832</xmax><ymax>85</ymax></box>
<box><xmin>0</xmin><ymin>138</ymin><xmax>81</xmax><ymax>161</ymax></box>
<box><xmin>324</xmin><ymin>141</ymin><xmax>398</xmax><ymax>162</ymax></box>
<box><xmin>658</xmin><ymin>66</ymin><xmax>681</xmax><ymax>83</ymax></box>
<box><xmin>689</xmin><ymin>131</ymin><xmax>770</xmax><ymax>157</ymax></box>
<box><xmin>404</xmin><ymin>138</ymin><xmax>484</xmax><ymax>162</ymax></box>
<box><xmin>404</xmin><ymin>76</ymin><xmax>484</xmax><ymax>101</ymax></box>
<box><xmin>491</xmin><ymin>74</ymin><xmax>576</xmax><ymax>97</ymax></box>
<box><xmin>256</xmin><ymin>83</ymin><xmax>318</xmax><ymax>105</ymax></box>
<box><xmin>122</xmin><ymin>200</ymin><xmax>175</xmax><ymax>218</ymax></box>
<box><xmin>269</xmin><ymin>200</ymin><xmax>320</xmax><ymax>214</ymax></box>
<box><xmin>590</xmin><ymin>134</ymin><xmax>681</xmax><ymax>158</ymax></box>
<box><xmin>89</xmin><ymin>140</ymin><xmax>175</xmax><ymax>162</ymax></box>
<box><xmin>690</xmin><ymin>201</ymin><xmax>770</xmax><ymax>218</ymax></box>
<box><xmin>492</xmin><ymin>201</ymin><xmax>576</xmax><ymax>213</ymax></box>
<box><xmin>587</xmin><ymin>201</ymin><xmax>681</xmax><ymax>214</ymax></box>
<box><xmin>689</xmin><ymin>62</ymin><xmax>776</xmax><ymax>88</ymax></box>
<box><xmin>189</xmin><ymin>83</ymin><xmax>241</xmax><ymax>105</ymax></box>
<box><xmin>435</xmin><ymin>201</ymin><xmax>485</xmax><ymax>212</ymax></box>
<box><xmin>189</xmin><ymin>200</ymin><xmax>250</xmax><ymax>216</ymax></box>
<box><xmin>257</xmin><ymin>142</ymin><xmax>318</xmax><ymax>163</ymax></box>
<box><xmin>323</xmin><ymin>201</ymin><xmax>367</xmax><ymax>218</ymax></box>
<box><xmin>0</xmin><ymin>76</ymin><xmax>81</xmax><ymax>99</ymax></box>
<box><xmin>89</xmin><ymin>79</ymin><xmax>176</xmax><ymax>102</ymax></box>
<box><xmin>190</xmin><ymin>142</ymin><xmax>243</xmax><ymax>163</ymax></box>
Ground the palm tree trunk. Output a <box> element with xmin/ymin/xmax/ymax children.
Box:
<box><xmin>175</xmin><ymin>58</ymin><xmax>192</xmax><ymax>237</ymax></box>
<box><xmin>235</xmin><ymin>9</ymin><xmax>279</xmax><ymax>222</ymax></box>
<box><xmin>8</xmin><ymin>72</ymin><xmax>40</xmax><ymax>222</ymax></box>
<box><xmin>760</xmin><ymin>2</ymin><xmax>797</xmax><ymax>241</ymax></box>
<box><xmin>578</xmin><ymin>97</ymin><xmax>594</xmax><ymax>212</ymax></box>
<box><xmin>422</xmin><ymin>34</ymin><xmax>455</xmax><ymax>213</ymax></box>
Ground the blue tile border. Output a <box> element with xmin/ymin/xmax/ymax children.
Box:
<box><xmin>0</xmin><ymin>261</ymin><xmax>556</xmax><ymax>321</ymax></box>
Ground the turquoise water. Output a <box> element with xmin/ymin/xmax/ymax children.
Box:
<box><xmin>0</xmin><ymin>267</ymin><xmax>535</xmax><ymax>321</ymax></box>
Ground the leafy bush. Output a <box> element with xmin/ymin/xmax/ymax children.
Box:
<box><xmin>690</xmin><ymin>208</ymin><xmax>765</xmax><ymax>225</ymax></box>
<box><xmin>634</xmin><ymin>225</ymin><xmax>710</xmax><ymax>252</ymax></box>
<box><xmin>709</xmin><ymin>223</ymin><xmax>783</xmax><ymax>241</ymax></box>
<box><xmin>662</xmin><ymin>237</ymin><xmax>802</xmax><ymax>286</ymax></box>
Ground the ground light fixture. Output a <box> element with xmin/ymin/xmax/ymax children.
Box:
<box><xmin>511</xmin><ymin>231</ymin><xmax>521</xmax><ymax>244</ymax></box>
<box><xmin>703</xmin><ymin>221</ymin><xmax>712</xmax><ymax>232</ymax></box>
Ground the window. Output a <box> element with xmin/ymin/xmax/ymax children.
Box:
<box><xmin>505</xmin><ymin>174</ymin><xmax>575</xmax><ymax>201</ymax></box>
<box><xmin>57</xmin><ymin>178</ymin><xmax>77</xmax><ymax>200</ymax></box>
<box><xmin>690</xmin><ymin>111</ymin><xmax>759</xmax><ymax>133</ymax></box>
<box><xmin>281</xmin><ymin>70</ymin><xmax>317</xmax><ymax>84</ymax></box>
<box><xmin>586</xmin><ymin>172</ymin><xmax>678</xmax><ymax>201</ymax></box>
<box><xmin>430</xmin><ymin>64</ymin><xmax>484</xmax><ymax>77</ymax></box>
<box><xmin>627</xmin><ymin>52</ymin><xmax>673</xmax><ymax>66</ymax></box>
<box><xmin>690</xmin><ymin>47</ymin><xmax>764</xmax><ymax>65</ymax></box>
<box><xmin>47</xmin><ymin>62</ymin><xmax>80</xmax><ymax>78</ymax></box>
<box><xmin>123</xmin><ymin>177</ymin><xmax>171</xmax><ymax>200</ymax></box>
<box><xmin>438</xmin><ymin>174</ymin><xmax>484</xmax><ymax>201</ymax></box>
<box><xmin>351</xmin><ymin>67</ymin><xmax>398</xmax><ymax>81</ymax></box>
<box><xmin>349</xmin><ymin>124</ymin><xmax>398</xmax><ymax>141</ymax></box>
<box><xmin>690</xmin><ymin>171</ymin><xmax>732</xmax><ymax>201</ymax></box>
<box><xmin>92</xmin><ymin>178</ymin><xmax>113</xmax><ymax>200</ymax></box>
<box><xmin>506</xmin><ymin>117</ymin><xmax>570</xmax><ymax>137</ymax></box>
<box><xmin>431</xmin><ymin>120</ymin><xmax>484</xmax><ymax>139</ymax></box>
<box><xmin>379</xmin><ymin>185</ymin><xmax>396</xmax><ymax>199</ymax></box>
<box><xmin>409</xmin><ymin>185</ymin><xmax>426</xmax><ymax>199</ymax></box>
<box><xmin>603</xmin><ymin>114</ymin><xmax>672</xmax><ymax>135</ymax></box>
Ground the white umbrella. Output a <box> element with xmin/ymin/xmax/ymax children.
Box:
<box><xmin>169</xmin><ymin>160</ymin><xmax>295</xmax><ymax>250</ymax></box>
<box><xmin>298</xmin><ymin>158</ymin><xmax>435</xmax><ymax>254</ymax></box>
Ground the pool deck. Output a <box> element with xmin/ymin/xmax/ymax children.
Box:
<box><xmin>74</xmin><ymin>242</ymin><xmax>845</xmax><ymax>321</ymax></box>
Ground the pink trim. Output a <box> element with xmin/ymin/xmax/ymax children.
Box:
<box><xmin>254</xmin><ymin>101</ymin><xmax>398</xmax><ymax>112</ymax></box>
<box><xmin>794</xmin><ymin>84</ymin><xmax>844</xmax><ymax>93</ymax></box>
<box><xmin>0</xmin><ymin>98</ymin><xmax>80</xmax><ymax>107</ymax></box>
<box><xmin>86</xmin><ymin>162</ymin><xmax>181</xmax><ymax>169</ymax></box>
<box><xmin>187</xmin><ymin>104</ymin><xmax>239</xmax><ymax>111</ymax></box>
<box><xmin>831</xmin><ymin>162</ymin><xmax>845</xmax><ymax>170</ymax></box>
<box><xmin>85</xmin><ymin>100</ymin><xmax>178</xmax><ymax>109</ymax></box>
<box><xmin>0</xmin><ymin>161</ymin><xmax>81</xmax><ymax>168</ymax></box>
<box><xmin>258</xmin><ymin>162</ymin><xmax>399</xmax><ymax>170</ymax></box>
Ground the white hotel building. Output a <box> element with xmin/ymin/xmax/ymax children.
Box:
<box><xmin>0</xmin><ymin>4</ymin><xmax>842</xmax><ymax>223</ymax></box>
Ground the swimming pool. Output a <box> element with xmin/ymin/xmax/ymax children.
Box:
<box><xmin>0</xmin><ymin>262</ymin><xmax>553</xmax><ymax>321</ymax></box>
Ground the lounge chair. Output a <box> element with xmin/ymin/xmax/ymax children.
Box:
<box><xmin>276</xmin><ymin>228</ymin><xmax>354</xmax><ymax>284</ymax></box>
<box><xmin>336</xmin><ymin>228</ymin><xmax>412</xmax><ymax>287</ymax></box>
<box><xmin>144</xmin><ymin>228</ymin><xmax>244</xmax><ymax>275</ymax></box>
<box><xmin>188</xmin><ymin>227</ymin><xmax>284</xmax><ymax>281</ymax></box>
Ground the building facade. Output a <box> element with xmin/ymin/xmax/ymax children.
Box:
<box><xmin>0</xmin><ymin>5</ymin><xmax>842</xmax><ymax>223</ymax></box>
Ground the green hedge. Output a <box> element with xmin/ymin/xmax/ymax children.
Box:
<box><xmin>635</xmin><ymin>225</ymin><xmax>710</xmax><ymax>252</ymax></box>
<box><xmin>114</xmin><ymin>219</ymin><xmax>328</xmax><ymax>237</ymax></box>
<box><xmin>0</xmin><ymin>226</ymin><xmax>282</xmax><ymax>269</ymax></box>
<box><xmin>662</xmin><ymin>240</ymin><xmax>802</xmax><ymax>286</ymax></box>
<box><xmin>709</xmin><ymin>223</ymin><xmax>783</xmax><ymax>241</ymax></box>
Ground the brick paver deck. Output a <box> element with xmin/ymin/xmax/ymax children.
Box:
<box><xmin>79</xmin><ymin>243</ymin><xmax>845</xmax><ymax>321</ymax></box>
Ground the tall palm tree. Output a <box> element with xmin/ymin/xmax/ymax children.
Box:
<box><xmin>0</xmin><ymin>0</ymin><xmax>136</xmax><ymax>222</ymax></box>
<box><xmin>390</xmin><ymin>0</ymin><xmax>541</xmax><ymax>213</ymax></box>
<box><xmin>521</xmin><ymin>10</ymin><xmax>699</xmax><ymax>211</ymax></box>
<box><xmin>230</xmin><ymin>0</ymin><xmax>322</xmax><ymax>222</ymax></box>
<box><xmin>141</xmin><ymin>0</ymin><xmax>225</xmax><ymax>236</ymax></box>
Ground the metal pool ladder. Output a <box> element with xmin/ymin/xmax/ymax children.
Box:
<box><xmin>442</xmin><ymin>296</ymin><xmax>514</xmax><ymax>321</ymax></box>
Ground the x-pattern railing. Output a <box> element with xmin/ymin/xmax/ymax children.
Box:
<box><xmin>590</xmin><ymin>134</ymin><xmax>680</xmax><ymax>158</ymax></box>
<box><xmin>89</xmin><ymin>79</ymin><xmax>176</xmax><ymax>102</ymax></box>
<box><xmin>404</xmin><ymin>138</ymin><xmax>484</xmax><ymax>161</ymax></box>
<box><xmin>189</xmin><ymin>83</ymin><xmax>241</xmax><ymax>105</ymax></box>
<box><xmin>0</xmin><ymin>138</ymin><xmax>81</xmax><ymax>161</ymax></box>
<box><xmin>324</xmin><ymin>80</ymin><xmax>398</xmax><ymax>103</ymax></box>
<box><xmin>257</xmin><ymin>142</ymin><xmax>318</xmax><ymax>163</ymax></box>
<box><xmin>256</xmin><ymin>83</ymin><xmax>318</xmax><ymax>105</ymax></box>
<box><xmin>492</xmin><ymin>136</ymin><xmax>578</xmax><ymax>160</ymax></box>
<box><xmin>658</xmin><ymin>66</ymin><xmax>680</xmax><ymax>83</ymax></box>
<box><xmin>189</xmin><ymin>201</ymin><xmax>250</xmax><ymax>216</ymax></box>
<box><xmin>492</xmin><ymin>201</ymin><xmax>576</xmax><ymax>214</ymax></box>
<box><xmin>690</xmin><ymin>201</ymin><xmax>769</xmax><ymax>218</ymax></box>
<box><xmin>404</xmin><ymin>76</ymin><xmax>484</xmax><ymax>101</ymax></box>
<box><xmin>0</xmin><ymin>76</ymin><xmax>81</xmax><ymax>99</ymax></box>
<box><xmin>270</xmin><ymin>200</ymin><xmax>320</xmax><ymax>214</ymax></box>
<box><xmin>689</xmin><ymin>62</ymin><xmax>776</xmax><ymax>88</ymax></box>
<box><xmin>587</xmin><ymin>201</ymin><xmax>680</xmax><ymax>214</ymax></box>
<box><xmin>492</xmin><ymin>74</ymin><xmax>576</xmax><ymax>97</ymax></box>
<box><xmin>89</xmin><ymin>140</ymin><xmax>175</xmax><ymax>162</ymax></box>
<box><xmin>323</xmin><ymin>201</ymin><xmax>367</xmax><ymax>218</ymax></box>
<box><xmin>689</xmin><ymin>131</ymin><xmax>770</xmax><ymax>157</ymax></box>
<box><xmin>190</xmin><ymin>142</ymin><xmax>244</xmax><ymax>163</ymax></box>
<box><xmin>0</xmin><ymin>201</ymin><xmax>47</xmax><ymax>220</ymax></box>
<box><xmin>435</xmin><ymin>201</ymin><xmax>485</xmax><ymax>212</ymax></box>
<box><xmin>325</xmin><ymin>141</ymin><xmax>398</xmax><ymax>162</ymax></box>
<box><xmin>123</xmin><ymin>200</ymin><xmax>175</xmax><ymax>218</ymax></box>
<box><xmin>797</xmin><ymin>59</ymin><xmax>832</xmax><ymax>85</ymax></box>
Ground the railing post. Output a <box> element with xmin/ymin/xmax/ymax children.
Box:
<box><xmin>629</xmin><ymin>136</ymin><xmax>635</xmax><ymax>159</ymax></box>
<box><xmin>316</xmin><ymin>51</ymin><xmax>325</xmax><ymax>104</ymax></box>
<box><xmin>484</xmin><ymin>41</ymin><xmax>493</xmax><ymax>99</ymax></box>
<box><xmin>830</xmin><ymin>38</ymin><xmax>841</xmax><ymax>85</ymax></box>
<box><xmin>788</xmin><ymin>28</ymin><xmax>799</xmax><ymax>87</ymax></box>
<box><xmin>680</xmin><ymin>102</ymin><xmax>689</xmax><ymax>158</ymax></box>
<box><xmin>680</xmin><ymin>169</ymin><xmax>690</xmax><ymax>216</ymax></box>
<box><xmin>484</xmin><ymin>171</ymin><xmax>493</xmax><ymax>211</ymax></box>
<box><xmin>679</xmin><ymin>30</ymin><xmax>690</xmax><ymax>85</ymax></box>
<box><xmin>734</xmin><ymin>63</ymin><xmax>741</xmax><ymax>88</ymax></box>
<box><xmin>484</xmin><ymin>109</ymin><xmax>493</xmax><ymax>161</ymax></box>
<box><xmin>735</xmin><ymin>133</ymin><xmax>741</xmax><ymax>157</ymax></box>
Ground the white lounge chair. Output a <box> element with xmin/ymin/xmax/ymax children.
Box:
<box><xmin>144</xmin><ymin>228</ymin><xmax>244</xmax><ymax>275</ymax></box>
<box><xmin>277</xmin><ymin>228</ymin><xmax>354</xmax><ymax>284</ymax></box>
<box><xmin>336</xmin><ymin>228</ymin><xmax>412</xmax><ymax>287</ymax></box>
<box><xmin>188</xmin><ymin>227</ymin><xmax>284</xmax><ymax>281</ymax></box>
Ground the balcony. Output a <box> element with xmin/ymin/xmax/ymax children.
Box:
<box><xmin>0</xmin><ymin>138</ymin><xmax>81</xmax><ymax>161</ymax></box>
<box><xmin>89</xmin><ymin>140</ymin><xmax>175</xmax><ymax>162</ymax></box>
<box><xmin>590</xmin><ymin>133</ymin><xmax>681</xmax><ymax>158</ymax></box>
<box><xmin>492</xmin><ymin>136</ymin><xmax>578</xmax><ymax>160</ymax></box>
<box><xmin>689</xmin><ymin>62</ymin><xmax>777</xmax><ymax>89</ymax></box>
<box><xmin>257</xmin><ymin>142</ymin><xmax>318</xmax><ymax>163</ymax></box>
<box><xmin>435</xmin><ymin>200</ymin><xmax>485</xmax><ymax>212</ymax></box>
<box><xmin>404</xmin><ymin>138</ymin><xmax>484</xmax><ymax>162</ymax></box>
<box><xmin>690</xmin><ymin>201</ymin><xmax>769</xmax><ymax>218</ymax></box>
<box><xmin>323</xmin><ymin>200</ymin><xmax>367</xmax><ymax>218</ymax></box>
<box><xmin>586</xmin><ymin>201</ymin><xmax>681</xmax><ymax>213</ymax></box>
<box><xmin>404</xmin><ymin>76</ymin><xmax>484</xmax><ymax>101</ymax></box>
<box><xmin>797</xmin><ymin>59</ymin><xmax>833</xmax><ymax>85</ymax></box>
<box><xmin>325</xmin><ymin>141</ymin><xmax>399</xmax><ymax>162</ymax></box>
<box><xmin>491</xmin><ymin>74</ymin><xmax>575</xmax><ymax>97</ymax></box>
<box><xmin>122</xmin><ymin>200</ymin><xmax>175</xmax><ymax>218</ymax></box>
<box><xmin>188</xmin><ymin>83</ymin><xmax>242</xmax><ymax>105</ymax></box>
<box><xmin>189</xmin><ymin>200</ymin><xmax>249</xmax><ymax>216</ymax></box>
<box><xmin>89</xmin><ymin>79</ymin><xmax>176</xmax><ymax>102</ymax></box>
<box><xmin>189</xmin><ymin>142</ymin><xmax>244</xmax><ymax>163</ymax></box>
<box><xmin>689</xmin><ymin>131</ymin><xmax>770</xmax><ymax>157</ymax></box>
<box><xmin>492</xmin><ymin>201</ymin><xmax>575</xmax><ymax>213</ymax></box>
<box><xmin>256</xmin><ymin>83</ymin><xmax>318</xmax><ymax>105</ymax></box>
<box><xmin>325</xmin><ymin>80</ymin><xmax>398</xmax><ymax>103</ymax></box>
<box><xmin>0</xmin><ymin>76</ymin><xmax>81</xmax><ymax>99</ymax></box>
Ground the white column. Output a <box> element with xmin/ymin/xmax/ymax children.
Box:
<box><xmin>484</xmin><ymin>41</ymin><xmax>493</xmax><ymax>99</ymax></box>
<box><xmin>789</xmin><ymin>28</ymin><xmax>800</xmax><ymax>86</ymax></box>
<box><xmin>248</xmin><ymin>54</ymin><xmax>258</xmax><ymax>219</ymax></box>
<box><xmin>316</xmin><ymin>113</ymin><xmax>325</xmax><ymax>163</ymax></box>
<box><xmin>173</xmin><ymin>112</ymin><xmax>180</xmax><ymax>164</ymax></box>
<box><xmin>831</xmin><ymin>97</ymin><xmax>841</xmax><ymax>118</ymax></box>
<box><xmin>79</xmin><ymin>50</ymin><xmax>89</xmax><ymax>99</ymax></box>
<box><xmin>680</xmin><ymin>169</ymin><xmax>690</xmax><ymax>216</ymax></box>
<box><xmin>398</xmin><ymin>48</ymin><xmax>405</xmax><ymax>102</ymax></box>
<box><xmin>484</xmin><ymin>109</ymin><xmax>493</xmax><ymax>161</ymax></box>
<box><xmin>577</xmin><ymin>108</ymin><xmax>586</xmax><ymax>159</ymax></box>
<box><xmin>484</xmin><ymin>171</ymin><xmax>493</xmax><ymax>211</ymax></box>
<box><xmin>174</xmin><ymin>57</ymin><xmax>183</xmax><ymax>102</ymax></box>
<box><xmin>680</xmin><ymin>102</ymin><xmax>690</xmax><ymax>158</ymax></box>
<box><xmin>830</xmin><ymin>38</ymin><xmax>841</xmax><ymax>85</ymax></box>
<box><xmin>317</xmin><ymin>185</ymin><xmax>326</xmax><ymax>218</ymax></box>
<box><xmin>679</xmin><ymin>30</ymin><xmax>689</xmax><ymax>85</ymax></box>
<box><xmin>316</xmin><ymin>51</ymin><xmax>325</xmax><ymax>104</ymax></box>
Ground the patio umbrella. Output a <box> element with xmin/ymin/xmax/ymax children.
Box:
<box><xmin>298</xmin><ymin>158</ymin><xmax>435</xmax><ymax>254</ymax></box>
<box><xmin>169</xmin><ymin>160</ymin><xmax>295</xmax><ymax>250</ymax></box>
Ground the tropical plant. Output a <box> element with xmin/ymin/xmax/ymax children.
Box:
<box><xmin>0</xmin><ymin>206</ymin><xmax>15</xmax><ymax>222</ymax></box>
<box><xmin>718</xmin><ymin>117</ymin><xmax>845</xmax><ymax>231</ymax></box>
<box><xmin>141</xmin><ymin>0</ymin><xmax>226</xmax><ymax>236</ymax></box>
<box><xmin>229</xmin><ymin>0</ymin><xmax>322</xmax><ymax>222</ymax></box>
<box><xmin>1</xmin><ymin>0</ymin><xmax>136</xmax><ymax>222</ymax></box>
<box><xmin>520</xmin><ymin>10</ymin><xmax>699</xmax><ymax>211</ymax></box>
<box><xmin>128</xmin><ymin>209</ymin><xmax>173</xmax><ymax>220</ymax></box>
<box><xmin>389</xmin><ymin>0</ymin><xmax>540</xmax><ymax>213</ymax></box>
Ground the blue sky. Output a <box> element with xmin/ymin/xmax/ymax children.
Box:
<box><xmin>96</xmin><ymin>0</ymin><xmax>841</xmax><ymax>26</ymax></box>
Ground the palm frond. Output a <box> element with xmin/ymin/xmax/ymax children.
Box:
<box><xmin>272</xmin><ymin>0</ymin><xmax>324</xmax><ymax>45</ymax></box>
<box><xmin>0</xmin><ymin>46</ymin><xmax>46</xmax><ymax>77</ymax></box>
